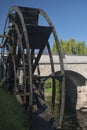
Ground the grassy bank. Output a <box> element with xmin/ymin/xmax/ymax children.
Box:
<box><xmin>0</xmin><ymin>86</ymin><xmax>28</xmax><ymax>130</ymax></box>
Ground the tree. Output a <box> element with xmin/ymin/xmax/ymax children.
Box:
<box><xmin>52</xmin><ymin>38</ymin><xmax>87</xmax><ymax>55</ymax></box>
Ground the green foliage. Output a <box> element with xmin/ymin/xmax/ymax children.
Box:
<box><xmin>0</xmin><ymin>87</ymin><xmax>28</xmax><ymax>130</ymax></box>
<box><xmin>44</xmin><ymin>78</ymin><xmax>60</xmax><ymax>101</ymax></box>
<box><xmin>52</xmin><ymin>38</ymin><xmax>87</xmax><ymax>55</ymax></box>
<box><xmin>44</xmin><ymin>78</ymin><xmax>52</xmax><ymax>89</ymax></box>
<box><xmin>52</xmin><ymin>42</ymin><xmax>57</xmax><ymax>54</ymax></box>
<box><xmin>55</xmin><ymin>79</ymin><xmax>60</xmax><ymax>101</ymax></box>
<box><xmin>44</xmin><ymin>79</ymin><xmax>60</xmax><ymax>122</ymax></box>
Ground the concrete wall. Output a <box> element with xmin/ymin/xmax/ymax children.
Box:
<box><xmin>38</xmin><ymin>55</ymin><xmax>87</xmax><ymax>78</ymax></box>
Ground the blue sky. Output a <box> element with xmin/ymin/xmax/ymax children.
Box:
<box><xmin>0</xmin><ymin>0</ymin><xmax>87</xmax><ymax>45</ymax></box>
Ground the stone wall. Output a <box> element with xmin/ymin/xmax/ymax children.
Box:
<box><xmin>76</xmin><ymin>86</ymin><xmax>87</xmax><ymax>110</ymax></box>
<box><xmin>38</xmin><ymin>55</ymin><xmax>87</xmax><ymax>78</ymax></box>
<box><xmin>38</xmin><ymin>55</ymin><xmax>87</xmax><ymax>110</ymax></box>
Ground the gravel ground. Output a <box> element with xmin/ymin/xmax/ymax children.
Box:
<box><xmin>77</xmin><ymin>110</ymin><xmax>87</xmax><ymax>130</ymax></box>
<box><xmin>62</xmin><ymin>110</ymin><xmax>87</xmax><ymax>130</ymax></box>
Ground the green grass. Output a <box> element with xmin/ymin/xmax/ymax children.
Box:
<box><xmin>0</xmin><ymin>86</ymin><xmax>28</xmax><ymax>130</ymax></box>
<box><xmin>44</xmin><ymin>79</ymin><xmax>60</xmax><ymax>123</ymax></box>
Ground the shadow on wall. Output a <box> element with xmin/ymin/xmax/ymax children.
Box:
<box><xmin>53</xmin><ymin>70</ymin><xmax>87</xmax><ymax>129</ymax></box>
<box><xmin>63</xmin><ymin>70</ymin><xmax>87</xmax><ymax>130</ymax></box>
<box><xmin>64</xmin><ymin>70</ymin><xmax>86</xmax><ymax>114</ymax></box>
